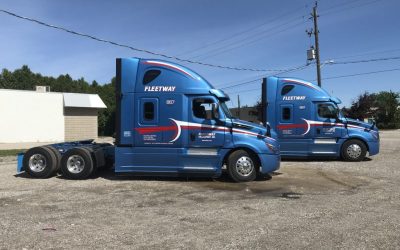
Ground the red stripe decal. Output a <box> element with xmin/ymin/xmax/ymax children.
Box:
<box><xmin>143</xmin><ymin>61</ymin><xmax>194</xmax><ymax>79</ymax></box>
<box><xmin>282</xmin><ymin>79</ymin><xmax>319</xmax><ymax>90</ymax></box>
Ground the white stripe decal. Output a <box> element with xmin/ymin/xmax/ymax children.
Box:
<box><xmin>145</xmin><ymin>60</ymin><xmax>199</xmax><ymax>79</ymax></box>
<box><xmin>282</xmin><ymin>78</ymin><xmax>320</xmax><ymax>90</ymax></box>
<box><xmin>168</xmin><ymin>119</ymin><xmax>275</xmax><ymax>142</ymax></box>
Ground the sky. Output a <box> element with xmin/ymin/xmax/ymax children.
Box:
<box><xmin>0</xmin><ymin>0</ymin><xmax>399</xmax><ymax>108</ymax></box>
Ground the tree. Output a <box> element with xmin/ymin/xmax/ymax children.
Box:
<box><xmin>374</xmin><ymin>91</ymin><xmax>400</xmax><ymax>129</ymax></box>
<box><xmin>342</xmin><ymin>91</ymin><xmax>400</xmax><ymax>129</ymax></box>
<box><xmin>342</xmin><ymin>92</ymin><xmax>376</xmax><ymax>120</ymax></box>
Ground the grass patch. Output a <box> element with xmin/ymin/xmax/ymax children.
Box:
<box><xmin>0</xmin><ymin>149</ymin><xmax>26</xmax><ymax>157</ymax></box>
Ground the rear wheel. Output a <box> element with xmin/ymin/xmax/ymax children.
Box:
<box><xmin>44</xmin><ymin>146</ymin><xmax>61</xmax><ymax>173</ymax></box>
<box><xmin>341</xmin><ymin>139</ymin><xmax>367</xmax><ymax>161</ymax></box>
<box><xmin>60</xmin><ymin>148</ymin><xmax>94</xmax><ymax>179</ymax></box>
<box><xmin>227</xmin><ymin>150</ymin><xmax>257</xmax><ymax>182</ymax></box>
<box><xmin>23</xmin><ymin>147</ymin><xmax>57</xmax><ymax>178</ymax></box>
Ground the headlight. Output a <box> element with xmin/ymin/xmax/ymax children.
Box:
<box><xmin>266</xmin><ymin>142</ymin><xmax>279</xmax><ymax>154</ymax></box>
<box><xmin>371</xmin><ymin>131</ymin><xmax>379</xmax><ymax>141</ymax></box>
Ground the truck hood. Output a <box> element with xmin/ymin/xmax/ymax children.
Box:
<box><xmin>231</xmin><ymin>119</ymin><xmax>267</xmax><ymax>135</ymax></box>
<box><xmin>345</xmin><ymin>118</ymin><xmax>376</xmax><ymax>130</ymax></box>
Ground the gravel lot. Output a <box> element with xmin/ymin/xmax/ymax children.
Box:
<box><xmin>1</xmin><ymin>131</ymin><xmax>399</xmax><ymax>249</ymax></box>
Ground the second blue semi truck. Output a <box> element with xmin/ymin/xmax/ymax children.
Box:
<box><xmin>17</xmin><ymin>58</ymin><xmax>280</xmax><ymax>182</ymax></box>
<box><xmin>259</xmin><ymin>77</ymin><xmax>380</xmax><ymax>161</ymax></box>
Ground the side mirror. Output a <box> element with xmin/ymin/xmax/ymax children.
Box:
<box><xmin>333</xmin><ymin>109</ymin><xmax>341</xmax><ymax>122</ymax></box>
<box><xmin>335</xmin><ymin>115</ymin><xmax>341</xmax><ymax>123</ymax></box>
<box><xmin>266</xmin><ymin>123</ymin><xmax>271</xmax><ymax>137</ymax></box>
<box><xmin>212</xmin><ymin>103</ymin><xmax>220</xmax><ymax>119</ymax></box>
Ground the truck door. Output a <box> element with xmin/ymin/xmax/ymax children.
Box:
<box><xmin>310</xmin><ymin>102</ymin><xmax>344</xmax><ymax>154</ymax></box>
<box><xmin>276</xmin><ymin>103</ymin><xmax>310</xmax><ymax>155</ymax></box>
<box><xmin>182</xmin><ymin>96</ymin><xmax>226</xmax><ymax>171</ymax></box>
<box><xmin>187</xmin><ymin>96</ymin><xmax>225</xmax><ymax>148</ymax></box>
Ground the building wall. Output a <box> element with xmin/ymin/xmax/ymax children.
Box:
<box><xmin>0</xmin><ymin>90</ymin><xmax>65</xmax><ymax>143</ymax></box>
<box><xmin>230</xmin><ymin>107</ymin><xmax>261</xmax><ymax>124</ymax></box>
<box><xmin>64</xmin><ymin>107</ymin><xmax>99</xmax><ymax>141</ymax></box>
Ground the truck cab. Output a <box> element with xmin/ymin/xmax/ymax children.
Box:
<box><xmin>17</xmin><ymin>58</ymin><xmax>279</xmax><ymax>182</ymax></box>
<box><xmin>115</xmin><ymin>58</ymin><xmax>280</xmax><ymax>181</ymax></box>
<box><xmin>261</xmin><ymin>77</ymin><xmax>379</xmax><ymax>161</ymax></box>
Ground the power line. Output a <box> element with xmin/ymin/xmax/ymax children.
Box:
<box><xmin>193</xmin><ymin>19</ymin><xmax>306</xmax><ymax>61</ymax></box>
<box><xmin>177</xmin><ymin>5</ymin><xmax>305</xmax><ymax>57</ymax></box>
<box><xmin>221</xmin><ymin>79</ymin><xmax>261</xmax><ymax>90</ymax></box>
<box><xmin>331</xmin><ymin>56</ymin><xmax>400</xmax><ymax>65</ymax></box>
<box><xmin>0</xmin><ymin>8</ymin><xmax>286</xmax><ymax>73</ymax></box>
<box><xmin>226</xmin><ymin>87</ymin><xmax>261</xmax><ymax>95</ymax></box>
<box><xmin>325</xmin><ymin>48</ymin><xmax>400</xmax><ymax>61</ymax></box>
<box><xmin>322</xmin><ymin>68</ymin><xmax>400</xmax><ymax>80</ymax></box>
<box><xmin>226</xmin><ymin>67</ymin><xmax>400</xmax><ymax>94</ymax></box>
<box><xmin>226</xmin><ymin>65</ymin><xmax>399</xmax><ymax>93</ymax></box>
<box><xmin>320</xmin><ymin>0</ymin><xmax>383</xmax><ymax>16</ymax></box>
<box><xmin>319</xmin><ymin>0</ymin><xmax>364</xmax><ymax>14</ymax></box>
<box><xmin>221</xmin><ymin>64</ymin><xmax>311</xmax><ymax>90</ymax></box>
<box><xmin>214</xmin><ymin>73</ymin><xmax>266</xmax><ymax>88</ymax></box>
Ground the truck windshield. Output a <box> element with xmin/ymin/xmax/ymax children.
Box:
<box><xmin>220</xmin><ymin>102</ymin><xmax>234</xmax><ymax>119</ymax></box>
<box><xmin>336</xmin><ymin>104</ymin><xmax>344</xmax><ymax>119</ymax></box>
<box><xmin>333</xmin><ymin>103</ymin><xmax>345</xmax><ymax>119</ymax></box>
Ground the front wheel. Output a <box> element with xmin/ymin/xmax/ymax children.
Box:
<box><xmin>341</xmin><ymin>139</ymin><xmax>367</xmax><ymax>162</ymax></box>
<box><xmin>227</xmin><ymin>150</ymin><xmax>257</xmax><ymax>182</ymax></box>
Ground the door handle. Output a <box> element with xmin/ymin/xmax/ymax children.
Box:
<box><xmin>190</xmin><ymin>133</ymin><xmax>196</xmax><ymax>141</ymax></box>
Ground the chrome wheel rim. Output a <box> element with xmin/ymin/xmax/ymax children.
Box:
<box><xmin>347</xmin><ymin>144</ymin><xmax>362</xmax><ymax>159</ymax></box>
<box><xmin>67</xmin><ymin>155</ymin><xmax>85</xmax><ymax>174</ymax></box>
<box><xmin>28</xmin><ymin>154</ymin><xmax>47</xmax><ymax>172</ymax></box>
<box><xmin>235</xmin><ymin>156</ymin><xmax>254</xmax><ymax>177</ymax></box>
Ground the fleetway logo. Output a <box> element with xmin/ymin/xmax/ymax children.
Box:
<box><xmin>283</xmin><ymin>96</ymin><xmax>306</xmax><ymax>101</ymax></box>
<box><xmin>144</xmin><ymin>86</ymin><xmax>176</xmax><ymax>92</ymax></box>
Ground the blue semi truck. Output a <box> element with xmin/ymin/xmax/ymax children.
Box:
<box><xmin>259</xmin><ymin>77</ymin><xmax>380</xmax><ymax>161</ymax></box>
<box><xmin>17</xmin><ymin>58</ymin><xmax>280</xmax><ymax>182</ymax></box>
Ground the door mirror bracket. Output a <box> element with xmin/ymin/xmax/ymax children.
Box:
<box><xmin>212</xmin><ymin>103</ymin><xmax>220</xmax><ymax>120</ymax></box>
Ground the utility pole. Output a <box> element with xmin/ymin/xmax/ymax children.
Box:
<box><xmin>312</xmin><ymin>2</ymin><xmax>322</xmax><ymax>87</ymax></box>
<box><xmin>237</xmin><ymin>95</ymin><xmax>241</xmax><ymax>119</ymax></box>
<box><xmin>307</xmin><ymin>2</ymin><xmax>322</xmax><ymax>87</ymax></box>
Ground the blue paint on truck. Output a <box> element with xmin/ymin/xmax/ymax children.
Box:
<box><xmin>17</xmin><ymin>58</ymin><xmax>280</xmax><ymax>182</ymax></box>
<box><xmin>114</xmin><ymin>58</ymin><xmax>280</xmax><ymax>180</ymax></box>
<box><xmin>261</xmin><ymin>76</ymin><xmax>379</xmax><ymax>160</ymax></box>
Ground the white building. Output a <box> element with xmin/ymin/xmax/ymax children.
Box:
<box><xmin>0</xmin><ymin>88</ymin><xmax>106</xmax><ymax>143</ymax></box>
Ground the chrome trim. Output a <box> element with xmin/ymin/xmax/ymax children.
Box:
<box><xmin>187</xmin><ymin>148</ymin><xmax>218</xmax><ymax>156</ymax></box>
<box><xmin>314</xmin><ymin>139</ymin><xmax>337</xmax><ymax>144</ymax></box>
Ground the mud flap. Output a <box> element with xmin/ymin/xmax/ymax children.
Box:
<box><xmin>17</xmin><ymin>153</ymin><xmax>24</xmax><ymax>173</ymax></box>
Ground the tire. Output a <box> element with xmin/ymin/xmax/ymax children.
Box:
<box><xmin>23</xmin><ymin>146</ymin><xmax>57</xmax><ymax>178</ymax></box>
<box><xmin>44</xmin><ymin>146</ymin><xmax>61</xmax><ymax>173</ymax></box>
<box><xmin>227</xmin><ymin>150</ymin><xmax>257</xmax><ymax>182</ymax></box>
<box><xmin>341</xmin><ymin>139</ymin><xmax>367</xmax><ymax>162</ymax></box>
<box><xmin>81</xmin><ymin>146</ymin><xmax>97</xmax><ymax>169</ymax></box>
<box><xmin>60</xmin><ymin>147</ymin><xmax>94</xmax><ymax>179</ymax></box>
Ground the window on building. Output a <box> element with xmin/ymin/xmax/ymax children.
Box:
<box><xmin>281</xmin><ymin>85</ymin><xmax>295</xmax><ymax>95</ymax></box>
<box><xmin>144</xmin><ymin>102</ymin><xmax>154</xmax><ymax>120</ymax></box>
